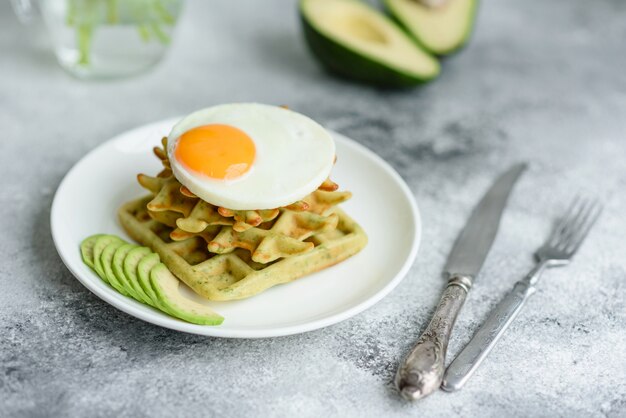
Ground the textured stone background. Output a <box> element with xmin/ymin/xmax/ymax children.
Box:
<box><xmin>1</xmin><ymin>0</ymin><xmax>625</xmax><ymax>417</ymax></box>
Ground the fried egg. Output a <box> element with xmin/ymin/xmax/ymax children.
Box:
<box><xmin>167</xmin><ymin>103</ymin><xmax>336</xmax><ymax>210</ymax></box>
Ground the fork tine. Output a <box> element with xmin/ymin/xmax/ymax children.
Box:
<box><xmin>548</xmin><ymin>196</ymin><xmax>582</xmax><ymax>246</ymax></box>
<box><xmin>539</xmin><ymin>196</ymin><xmax>602</xmax><ymax>262</ymax></box>
<box><xmin>565</xmin><ymin>201</ymin><xmax>602</xmax><ymax>254</ymax></box>
<box><xmin>559</xmin><ymin>198</ymin><xmax>594</xmax><ymax>248</ymax></box>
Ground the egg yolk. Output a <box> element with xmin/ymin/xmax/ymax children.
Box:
<box><xmin>174</xmin><ymin>124</ymin><xmax>256</xmax><ymax>180</ymax></box>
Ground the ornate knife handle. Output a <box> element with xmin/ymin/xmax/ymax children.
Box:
<box><xmin>442</xmin><ymin>275</ymin><xmax>537</xmax><ymax>392</ymax></box>
<box><xmin>395</xmin><ymin>275</ymin><xmax>472</xmax><ymax>400</ymax></box>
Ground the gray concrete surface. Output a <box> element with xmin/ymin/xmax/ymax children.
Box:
<box><xmin>1</xmin><ymin>0</ymin><xmax>625</xmax><ymax>416</ymax></box>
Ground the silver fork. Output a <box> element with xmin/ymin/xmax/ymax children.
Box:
<box><xmin>442</xmin><ymin>197</ymin><xmax>603</xmax><ymax>391</ymax></box>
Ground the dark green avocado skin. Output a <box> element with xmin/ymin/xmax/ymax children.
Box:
<box><xmin>300</xmin><ymin>15</ymin><xmax>437</xmax><ymax>88</ymax></box>
<box><xmin>386</xmin><ymin>0</ymin><xmax>479</xmax><ymax>56</ymax></box>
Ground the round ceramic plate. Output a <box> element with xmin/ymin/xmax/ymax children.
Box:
<box><xmin>51</xmin><ymin>119</ymin><xmax>421</xmax><ymax>338</ymax></box>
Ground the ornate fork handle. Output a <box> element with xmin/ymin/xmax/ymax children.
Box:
<box><xmin>395</xmin><ymin>275</ymin><xmax>472</xmax><ymax>400</ymax></box>
<box><xmin>441</xmin><ymin>263</ymin><xmax>546</xmax><ymax>391</ymax></box>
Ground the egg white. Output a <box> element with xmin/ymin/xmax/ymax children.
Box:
<box><xmin>167</xmin><ymin>103</ymin><xmax>336</xmax><ymax>210</ymax></box>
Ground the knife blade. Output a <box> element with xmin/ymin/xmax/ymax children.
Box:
<box><xmin>395</xmin><ymin>163</ymin><xmax>527</xmax><ymax>401</ymax></box>
<box><xmin>444</xmin><ymin>163</ymin><xmax>528</xmax><ymax>278</ymax></box>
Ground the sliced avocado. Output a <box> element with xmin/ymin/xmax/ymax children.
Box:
<box><xmin>100</xmin><ymin>241</ymin><xmax>128</xmax><ymax>296</ymax></box>
<box><xmin>300</xmin><ymin>0</ymin><xmax>439</xmax><ymax>87</ymax></box>
<box><xmin>112</xmin><ymin>244</ymin><xmax>142</xmax><ymax>301</ymax></box>
<box><xmin>80</xmin><ymin>234</ymin><xmax>106</xmax><ymax>269</ymax></box>
<box><xmin>92</xmin><ymin>235</ymin><xmax>125</xmax><ymax>281</ymax></box>
<box><xmin>123</xmin><ymin>247</ymin><xmax>156</xmax><ymax>306</ymax></box>
<box><xmin>137</xmin><ymin>253</ymin><xmax>163</xmax><ymax>308</ymax></box>
<box><xmin>385</xmin><ymin>0</ymin><xmax>478</xmax><ymax>55</ymax></box>
<box><xmin>150</xmin><ymin>263</ymin><xmax>224</xmax><ymax>326</ymax></box>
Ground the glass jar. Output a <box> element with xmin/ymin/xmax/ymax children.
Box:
<box><xmin>12</xmin><ymin>0</ymin><xmax>185</xmax><ymax>79</ymax></box>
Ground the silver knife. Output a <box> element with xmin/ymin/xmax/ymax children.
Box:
<box><xmin>395</xmin><ymin>163</ymin><xmax>527</xmax><ymax>401</ymax></box>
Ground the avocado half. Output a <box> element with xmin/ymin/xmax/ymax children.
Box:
<box><xmin>384</xmin><ymin>0</ymin><xmax>478</xmax><ymax>55</ymax></box>
<box><xmin>300</xmin><ymin>0</ymin><xmax>440</xmax><ymax>87</ymax></box>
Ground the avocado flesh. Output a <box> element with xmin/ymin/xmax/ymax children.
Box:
<box><xmin>80</xmin><ymin>234</ymin><xmax>106</xmax><ymax>269</ymax></box>
<box><xmin>100</xmin><ymin>241</ymin><xmax>128</xmax><ymax>296</ymax></box>
<box><xmin>150</xmin><ymin>263</ymin><xmax>224</xmax><ymax>326</ymax></box>
<box><xmin>92</xmin><ymin>235</ymin><xmax>125</xmax><ymax>282</ymax></box>
<box><xmin>81</xmin><ymin>234</ymin><xmax>224</xmax><ymax>325</ymax></box>
<box><xmin>123</xmin><ymin>247</ymin><xmax>156</xmax><ymax>306</ymax></box>
<box><xmin>385</xmin><ymin>0</ymin><xmax>477</xmax><ymax>55</ymax></box>
<box><xmin>137</xmin><ymin>253</ymin><xmax>165</xmax><ymax>309</ymax></box>
<box><xmin>301</xmin><ymin>0</ymin><xmax>439</xmax><ymax>87</ymax></box>
<box><xmin>112</xmin><ymin>244</ymin><xmax>143</xmax><ymax>301</ymax></box>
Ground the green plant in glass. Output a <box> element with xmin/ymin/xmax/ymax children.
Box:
<box><xmin>65</xmin><ymin>0</ymin><xmax>180</xmax><ymax>66</ymax></box>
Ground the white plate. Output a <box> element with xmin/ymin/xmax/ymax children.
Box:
<box><xmin>51</xmin><ymin>119</ymin><xmax>421</xmax><ymax>338</ymax></box>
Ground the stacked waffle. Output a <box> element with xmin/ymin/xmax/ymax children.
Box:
<box><xmin>119</xmin><ymin>138</ymin><xmax>367</xmax><ymax>301</ymax></box>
